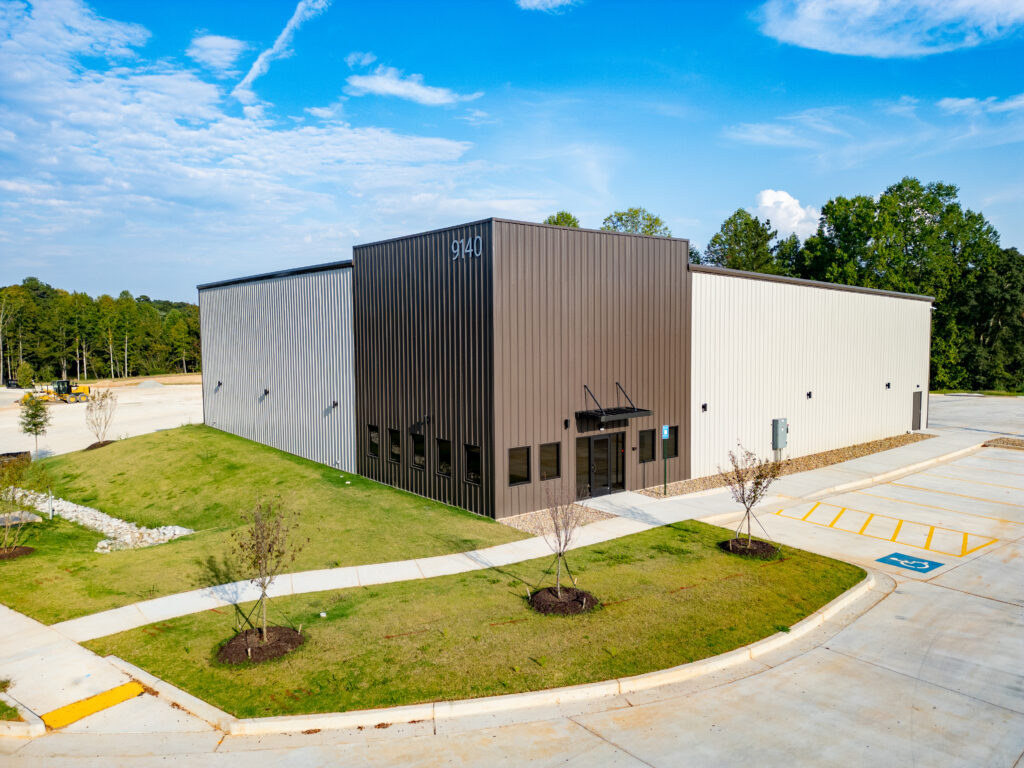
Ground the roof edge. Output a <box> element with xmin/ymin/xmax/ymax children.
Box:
<box><xmin>688</xmin><ymin>264</ymin><xmax>934</xmax><ymax>303</ymax></box>
<box><xmin>196</xmin><ymin>259</ymin><xmax>353</xmax><ymax>291</ymax></box>
<box><xmin>352</xmin><ymin>217</ymin><xmax>691</xmax><ymax>251</ymax></box>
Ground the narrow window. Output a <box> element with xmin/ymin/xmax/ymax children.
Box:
<box><xmin>508</xmin><ymin>446</ymin><xmax>530</xmax><ymax>486</ymax></box>
<box><xmin>388</xmin><ymin>428</ymin><xmax>400</xmax><ymax>464</ymax></box>
<box><xmin>436</xmin><ymin>438</ymin><xmax>452</xmax><ymax>477</ymax></box>
<box><xmin>368</xmin><ymin>425</ymin><xmax>380</xmax><ymax>458</ymax></box>
<box><xmin>412</xmin><ymin>433</ymin><xmax>425</xmax><ymax>470</ymax></box>
<box><xmin>638</xmin><ymin>429</ymin><xmax>654</xmax><ymax>463</ymax></box>
<box><xmin>663</xmin><ymin>426</ymin><xmax>679</xmax><ymax>460</ymax></box>
<box><xmin>465</xmin><ymin>444</ymin><xmax>482</xmax><ymax>485</ymax></box>
<box><xmin>539</xmin><ymin>442</ymin><xmax>561</xmax><ymax>480</ymax></box>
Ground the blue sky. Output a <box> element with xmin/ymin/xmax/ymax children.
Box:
<box><xmin>1</xmin><ymin>0</ymin><xmax>1023</xmax><ymax>301</ymax></box>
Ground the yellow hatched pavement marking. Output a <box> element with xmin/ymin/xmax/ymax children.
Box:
<box><xmin>41</xmin><ymin>681</ymin><xmax>145</xmax><ymax>730</ymax></box>
<box><xmin>773</xmin><ymin>502</ymin><xmax>998</xmax><ymax>558</ymax></box>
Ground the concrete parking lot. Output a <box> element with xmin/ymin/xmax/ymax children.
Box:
<box><xmin>0</xmin><ymin>383</ymin><xmax>203</xmax><ymax>457</ymax></box>
<box><xmin>0</xmin><ymin>395</ymin><xmax>1022</xmax><ymax>766</ymax></box>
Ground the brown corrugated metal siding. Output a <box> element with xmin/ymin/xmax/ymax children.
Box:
<box><xmin>491</xmin><ymin>221</ymin><xmax>690</xmax><ymax>518</ymax></box>
<box><xmin>353</xmin><ymin>221</ymin><xmax>495</xmax><ymax>516</ymax></box>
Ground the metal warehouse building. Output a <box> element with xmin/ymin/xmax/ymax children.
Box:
<box><xmin>198</xmin><ymin>218</ymin><xmax>931</xmax><ymax>519</ymax></box>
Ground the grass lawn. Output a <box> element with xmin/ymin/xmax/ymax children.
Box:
<box><xmin>0</xmin><ymin>425</ymin><xmax>524</xmax><ymax>624</ymax></box>
<box><xmin>0</xmin><ymin>680</ymin><xmax>18</xmax><ymax>721</ymax></box>
<box><xmin>87</xmin><ymin>521</ymin><xmax>864</xmax><ymax>718</ymax></box>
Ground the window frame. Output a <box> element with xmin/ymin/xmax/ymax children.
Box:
<box><xmin>465</xmin><ymin>444</ymin><xmax>482</xmax><ymax>486</ymax></box>
<box><xmin>508</xmin><ymin>445</ymin><xmax>531</xmax><ymax>487</ymax></box>
<box><xmin>387</xmin><ymin>428</ymin><xmax>401</xmax><ymax>464</ymax></box>
<box><xmin>367</xmin><ymin>424</ymin><xmax>380</xmax><ymax>459</ymax></box>
<box><xmin>411</xmin><ymin>433</ymin><xmax>426</xmax><ymax>470</ymax></box>
<box><xmin>638</xmin><ymin>429</ymin><xmax>655</xmax><ymax>463</ymax></box>
<box><xmin>539</xmin><ymin>442</ymin><xmax>561</xmax><ymax>481</ymax></box>
<box><xmin>436</xmin><ymin>438</ymin><xmax>452</xmax><ymax>478</ymax></box>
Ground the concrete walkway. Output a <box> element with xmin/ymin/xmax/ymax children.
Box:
<box><xmin>51</xmin><ymin>429</ymin><xmax>986</xmax><ymax>644</ymax></box>
<box><xmin>2</xmin><ymin>398</ymin><xmax>1021</xmax><ymax>764</ymax></box>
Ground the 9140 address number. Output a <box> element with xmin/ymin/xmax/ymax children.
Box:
<box><xmin>451</xmin><ymin>236</ymin><xmax>483</xmax><ymax>260</ymax></box>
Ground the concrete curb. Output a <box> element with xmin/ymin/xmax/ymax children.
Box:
<box><xmin>0</xmin><ymin>693</ymin><xmax>45</xmax><ymax>739</ymax></box>
<box><xmin>697</xmin><ymin>441</ymin><xmax>985</xmax><ymax>527</ymax></box>
<box><xmin>104</xmin><ymin>657</ymin><xmax>234</xmax><ymax>731</ymax></box>
<box><xmin>136</xmin><ymin>570</ymin><xmax>882</xmax><ymax>737</ymax></box>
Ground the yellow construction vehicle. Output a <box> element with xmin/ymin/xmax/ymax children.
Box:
<box><xmin>21</xmin><ymin>380</ymin><xmax>91</xmax><ymax>404</ymax></box>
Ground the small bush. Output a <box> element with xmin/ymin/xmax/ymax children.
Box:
<box><xmin>15</xmin><ymin>361</ymin><xmax>34</xmax><ymax>388</ymax></box>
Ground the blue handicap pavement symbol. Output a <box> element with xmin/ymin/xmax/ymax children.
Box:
<box><xmin>876</xmin><ymin>552</ymin><xmax>944</xmax><ymax>573</ymax></box>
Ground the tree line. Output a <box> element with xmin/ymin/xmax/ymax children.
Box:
<box><xmin>550</xmin><ymin>178</ymin><xmax>1023</xmax><ymax>392</ymax></box>
<box><xmin>0</xmin><ymin>278</ymin><xmax>200</xmax><ymax>385</ymax></box>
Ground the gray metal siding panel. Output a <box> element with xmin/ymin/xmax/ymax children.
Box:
<box><xmin>492</xmin><ymin>221</ymin><xmax>690</xmax><ymax>518</ymax></box>
<box><xmin>354</xmin><ymin>222</ymin><xmax>495</xmax><ymax>517</ymax></box>
<box><xmin>199</xmin><ymin>268</ymin><xmax>356</xmax><ymax>471</ymax></box>
<box><xmin>689</xmin><ymin>271</ymin><xmax>932</xmax><ymax>478</ymax></box>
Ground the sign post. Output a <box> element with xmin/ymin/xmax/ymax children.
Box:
<box><xmin>661</xmin><ymin>424</ymin><xmax>669</xmax><ymax>496</ymax></box>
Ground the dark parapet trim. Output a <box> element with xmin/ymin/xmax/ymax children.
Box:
<box><xmin>688</xmin><ymin>264</ymin><xmax>934</xmax><ymax>303</ymax></box>
<box><xmin>197</xmin><ymin>260</ymin><xmax>353</xmax><ymax>291</ymax></box>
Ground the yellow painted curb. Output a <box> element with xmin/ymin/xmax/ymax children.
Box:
<box><xmin>41</xmin><ymin>681</ymin><xmax>145</xmax><ymax>730</ymax></box>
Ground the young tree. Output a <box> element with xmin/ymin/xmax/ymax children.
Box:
<box><xmin>601</xmin><ymin>207</ymin><xmax>671</xmax><ymax>237</ymax></box>
<box><xmin>0</xmin><ymin>457</ymin><xmax>31</xmax><ymax>555</ymax></box>
<box><xmin>15</xmin><ymin>361</ymin><xmax>34</xmax><ymax>388</ymax></box>
<box><xmin>718</xmin><ymin>444</ymin><xmax>781</xmax><ymax>552</ymax></box>
<box><xmin>543</xmin><ymin>211</ymin><xmax>580</xmax><ymax>228</ymax></box>
<box><xmin>543</xmin><ymin>488</ymin><xmax>587</xmax><ymax>598</ymax></box>
<box><xmin>19</xmin><ymin>395</ymin><xmax>52</xmax><ymax>456</ymax></box>
<box><xmin>85</xmin><ymin>389</ymin><xmax>118</xmax><ymax>444</ymax></box>
<box><xmin>232</xmin><ymin>499</ymin><xmax>304</xmax><ymax>642</ymax></box>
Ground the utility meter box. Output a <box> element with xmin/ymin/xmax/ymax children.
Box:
<box><xmin>772</xmin><ymin>418</ymin><xmax>789</xmax><ymax>450</ymax></box>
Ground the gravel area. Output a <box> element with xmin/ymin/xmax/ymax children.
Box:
<box><xmin>499</xmin><ymin>505</ymin><xmax>614</xmax><ymax>537</ymax></box>
<box><xmin>11</xmin><ymin>489</ymin><xmax>193</xmax><ymax>552</ymax></box>
<box><xmin>638</xmin><ymin>432</ymin><xmax>936</xmax><ymax>499</ymax></box>
<box><xmin>984</xmin><ymin>437</ymin><xmax>1024</xmax><ymax>451</ymax></box>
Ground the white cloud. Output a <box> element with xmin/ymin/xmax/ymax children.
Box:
<box><xmin>232</xmin><ymin>0</ymin><xmax>330</xmax><ymax>105</ymax></box>
<box><xmin>345</xmin><ymin>50</ymin><xmax>376</xmax><ymax>68</ymax></box>
<box><xmin>517</xmin><ymin>0</ymin><xmax>578</xmax><ymax>10</ymax></box>
<box><xmin>186</xmin><ymin>34</ymin><xmax>246</xmax><ymax>76</ymax></box>
<box><xmin>456</xmin><ymin>108</ymin><xmax>496</xmax><ymax>126</ymax></box>
<box><xmin>758</xmin><ymin>0</ymin><xmax>1024</xmax><ymax>58</ymax></box>
<box><xmin>305</xmin><ymin>101</ymin><xmax>344</xmax><ymax>120</ymax></box>
<box><xmin>346</xmin><ymin>66</ymin><xmax>482</xmax><ymax>106</ymax></box>
<box><xmin>754</xmin><ymin>190</ymin><xmax>819</xmax><ymax>240</ymax></box>
<box><xmin>938</xmin><ymin>93</ymin><xmax>1024</xmax><ymax>115</ymax></box>
<box><xmin>723</xmin><ymin>122</ymin><xmax>819</xmax><ymax>148</ymax></box>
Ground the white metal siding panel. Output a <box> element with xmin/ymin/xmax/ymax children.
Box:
<box><xmin>199</xmin><ymin>268</ymin><xmax>356</xmax><ymax>471</ymax></box>
<box><xmin>690</xmin><ymin>273</ymin><xmax>931</xmax><ymax>478</ymax></box>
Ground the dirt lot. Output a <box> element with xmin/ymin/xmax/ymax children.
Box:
<box><xmin>0</xmin><ymin>382</ymin><xmax>203</xmax><ymax>458</ymax></box>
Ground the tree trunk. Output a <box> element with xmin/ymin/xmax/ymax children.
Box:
<box><xmin>182</xmin><ymin>350</ymin><xmax>187</xmax><ymax>374</ymax></box>
<box><xmin>555</xmin><ymin>555</ymin><xmax>562</xmax><ymax>598</ymax></box>
<box><xmin>75</xmin><ymin>338</ymin><xmax>80</xmax><ymax>380</ymax></box>
<box><xmin>260</xmin><ymin>594</ymin><xmax>268</xmax><ymax>643</ymax></box>
<box><xmin>124</xmin><ymin>333</ymin><xmax>128</xmax><ymax>379</ymax></box>
<box><xmin>108</xmin><ymin>331</ymin><xmax>115</xmax><ymax>378</ymax></box>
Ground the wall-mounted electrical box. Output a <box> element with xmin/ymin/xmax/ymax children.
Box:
<box><xmin>772</xmin><ymin>418</ymin><xmax>788</xmax><ymax>450</ymax></box>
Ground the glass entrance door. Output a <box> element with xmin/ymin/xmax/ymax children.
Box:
<box><xmin>575</xmin><ymin>432</ymin><xmax>625</xmax><ymax>499</ymax></box>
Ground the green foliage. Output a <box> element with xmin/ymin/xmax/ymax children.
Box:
<box><xmin>19</xmin><ymin>394</ymin><xmax>52</xmax><ymax>451</ymax></box>
<box><xmin>601</xmin><ymin>207</ymin><xmax>671</xmax><ymax>237</ymax></box>
<box><xmin>86</xmin><ymin>521</ymin><xmax>864</xmax><ymax>718</ymax></box>
<box><xmin>709</xmin><ymin>177</ymin><xmax>1021</xmax><ymax>392</ymax></box>
<box><xmin>0</xmin><ymin>277</ymin><xmax>200</xmax><ymax>382</ymax></box>
<box><xmin>15</xmin><ymin>360</ymin><xmax>34</xmax><ymax>388</ymax></box>
<box><xmin>704</xmin><ymin>209</ymin><xmax>786</xmax><ymax>274</ymax></box>
<box><xmin>543</xmin><ymin>211</ymin><xmax>580</xmax><ymax>228</ymax></box>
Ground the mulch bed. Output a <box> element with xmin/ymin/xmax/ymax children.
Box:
<box><xmin>84</xmin><ymin>440</ymin><xmax>115</xmax><ymax>451</ymax></box>
<box><xmin>217</xmin><ymin>626</ymin><xmax>305</xmax><ymax>665</ymax></box>
<box><xmin>984</xmin><ymin>438</ymin><xmax>1024</xmax><ymax>451</ymax></box>
<box><xmin>0</xmin><ymin>546</ymin><xmax>34</xmax><ymax>561</ymax></box>
<box><xmin>640</xmin><ymin>432</ymin><xmax>935</xmax><ymax>499</ymax></box>
<box><xmin>718</xmin><ymin>539</ymin><xmax>779</xmax><ymax>560</ymax></box>
<box><xmin>528</xmin><ymin>586</ymin><xmax>599</xmax><ymax>615</ymax></box>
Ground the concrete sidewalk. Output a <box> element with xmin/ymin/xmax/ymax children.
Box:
<box><xmin>52</xmin><ymin>429</ymin><xmax>986</xmax><ymax>644</ymax></box>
